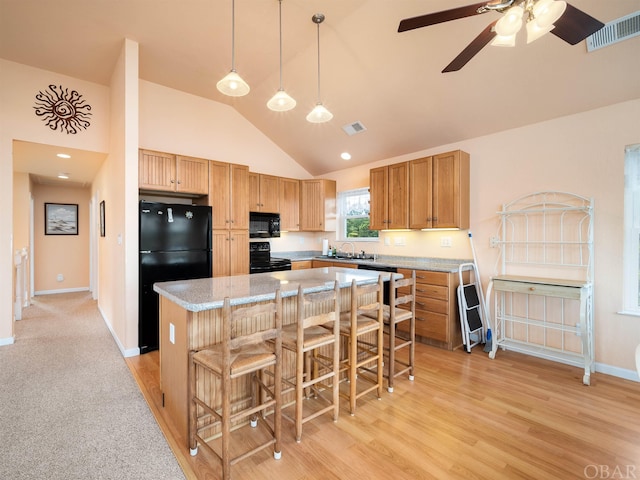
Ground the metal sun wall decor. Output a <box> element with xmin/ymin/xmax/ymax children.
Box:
<box><xmin>33</xmin><ymin>84</ymin><xmax>92</xmax><ymax>134</ymax></box>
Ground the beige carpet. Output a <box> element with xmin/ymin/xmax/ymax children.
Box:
<box><xmin>0</xmin><ymin>292</ymin><xmax>185</xmax><ymax>480</ymax></box>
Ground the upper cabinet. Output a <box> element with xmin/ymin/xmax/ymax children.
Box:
<box><xmin>248</xmin><ymin>173</ymin><xmax>279</xmax><ymax>213</ymax></box>
<box><xmin>138</xmin><ymin>149</ymin><xmax>208</xmax><ymax>195</ymax></box>
<box><xmin>300</xmin><ymin>179</ymin><xmax>336</xmax><ymax>232</ymax></box>
<box><xmin>370</xmin><ymin>150</ymin><xmax>470</xmax><ymax>231</ymax></box>
<box><xmin>369</xmin><ymin>162</ymin><xmax>409</xmax><ymax>230</ymax></box>
<box><xmin>279</xmin><ymin>177</ymin><xmax>300</xmax><ymax>232</ymax></box>
<box><xmin>409</xmin><ymin>150</ymin><xmax>469</xmax><ymax>229</ymax></box>
<box><xmin>209</xmin><ymin>161</ymin><xmax>250</xmax><ymax>230</ymax></box>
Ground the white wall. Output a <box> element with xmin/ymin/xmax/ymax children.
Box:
<box><xmin>321</xmin><ymin>99</ymin><xmax>640</xmax><ymax>375</ymax></box>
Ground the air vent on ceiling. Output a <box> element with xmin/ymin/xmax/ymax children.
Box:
<box><xmin>342</xmin><ymin>121</ymin><xmax>367</xmax><ymax>136</ymax></box>
<box><xmin>586</xmin><ymin>10</ymin><xmax>640</xmax><ymax>52</ymax></box>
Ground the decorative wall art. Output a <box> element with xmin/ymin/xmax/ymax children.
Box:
<box><xmin>100</xmin><ymin>200</ymin><xmax>106</xmax><ymax>237</ymax></box>
<box><xmin>45</xmin><ymin>203</ymin><xmax>78</xmax><ymax>235</ymax></box>
<box><xmin>33</xmin><ymin>84</ymin><xmax>92</xmax><ymax>134</ymax></box>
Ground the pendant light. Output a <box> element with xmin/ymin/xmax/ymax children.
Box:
<box><xmin>217</xmin><ymin>0</ymin><xmax>250</xmax><ymax>97</ymax></box>
<box><xmin>267</xmin><ymin>0</ymin><xmax>296</xmax><ymax>111</ymax></box>
<box><xmin>306</xmin><ymin>13</ymin><xmax>333</xmax><ymax>123</ymax></box>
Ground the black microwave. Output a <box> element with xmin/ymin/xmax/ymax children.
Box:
<box><xmin>249</xmin><ymin>212</ymin><xmax>281</xmax><ymax>238</ymax></box>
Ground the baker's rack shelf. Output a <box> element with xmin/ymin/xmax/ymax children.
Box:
<box><xmin>488</xmin><ymin>191</ymin><xmax>594</xmax><ymax>385</ymax></box>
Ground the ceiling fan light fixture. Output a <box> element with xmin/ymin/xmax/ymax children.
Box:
<box><xmin>491</xmin><ymin>33</ymin><xmax>517</xmax><ymax>47</ymax></box>
<box><xmin>495</xmin><ymin>5</ymin><xmax>524</xmax><ymax>36</ymax></box>
<box><xmin>532</xmin><ymin>0</ymin><xmax>566</xmax><ymax>29</ymax></box>
<box><xmin>217</xmin><ymin>0</ymin><xmax>250</xmax><ymax>97</ymax></box>
<box><xmin>526</xmin><ymin>21</ymin><xmax>554</xmax><ymax>43</ymax></box>
<box><xmin>306</xmin><ymin>103</ymin><xmax>333</xmax><ymax>123</ymax></box>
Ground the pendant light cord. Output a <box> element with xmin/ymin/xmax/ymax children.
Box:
<box><xmin>278</xmin><ymin>0</ymin><xmax>283</xmax><ymax>89</ymax></box>
<box><xmin>231</xmin><ymin>0</ymin><xmax>236</xmax><ymax>71</ymax></box>
<box><xmin>315</xmin><ymin>21</ymin><xmax>321</xmax><ymax>102</ymax></box>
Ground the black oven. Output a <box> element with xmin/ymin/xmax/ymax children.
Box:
<box><xmin>249</xmin><ymin>241</ymin><xmax>291</xmax><ymax>274</ymax></box>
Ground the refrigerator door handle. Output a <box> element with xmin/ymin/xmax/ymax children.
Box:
<box><xmin>167</xmin><ymin>207</ymin><xmax>174</xmax><ymax>223</ymax></box>
<box><xmin>140</xmin><ymin>250</ymin><xmax>151</xmax><ymax>254</ymax></box>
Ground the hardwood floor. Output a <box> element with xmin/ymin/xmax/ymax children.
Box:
<box><xmin>126</xmin><ymin>345</ymin><xmax>640</xmax><ymax>480</ymax></box>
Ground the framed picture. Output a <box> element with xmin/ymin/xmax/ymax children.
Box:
<box><xmin>99</xmin><ymin>200</ymin><xmax>106</xmax><ymax>237</ymax></box>
<box><xmin>45</xmin><ymin>203</ymin><xmax>78</xmax><ymax>235</ymax></box>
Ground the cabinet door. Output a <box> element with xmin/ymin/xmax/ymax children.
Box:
<box><xmin>279</xmin><ymin>177</ymin><xmax>300</xmax><ymax>231</ymax></box>
<box><xmin>230</xmin><ymin>164</ymin><xmax>250</xmax><ymax>230</ymax></box>
<box><xmin>248</xmin><ymin>173</ymin><xmax>260</xmax><ymax>212</ymax></box>
<box><xmin>387</xmin><ymin>162</ymin><xmax>409</xmax><ymax>229</ymax></box>
<box><xmin>229</xmin><ymin>230</ymin><xmax>249</xmax><ymax>276</ymax></box>
<box><xmin>291</xmin><ymin>260</ymin><xmax>311</xmax><ymax>270</ymax></box>
<box><xmin>409</xmin><ymin>157</ymin><xmax>433</xmax><ymax>229</ymax></box>
<box><xmin>259</xmin><ymin>174</ymin><xmax>280</xmax><ymax>213</ymax></box>
<box><xmin>300</xmin><ymin>180</ymin><xmax>323</xmax><ymax>231</ymax></box>
<box><xmin>369</xmin><ymin>166</ymin><xmax>388</xmax><ymax>230</ymax></box>
<box><xmin>209</xmin><ymin>161</ymin><xmax>231</xmax><ymax>230</ymax></box>
<box><xmin>139</xmin><ymin>149</ymin><xmax>176</xmax><ymax>191</ymax></box>
<box><xmin>175</xmin><ymin>156</ymin><xmax>209</xmax><ymax>195</ymax></box>
<box><xmin>432</xmin><ymin>150</ymin><xmax>470</xmax><ymax>229</ymax></box>
<box><xmin>212</xmin><ymin>230</ymin><xmax>231</xmax><ymax>277</ymax></box>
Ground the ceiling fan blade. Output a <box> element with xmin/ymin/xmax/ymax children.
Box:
<box><xmin>551</xmin><ymin>3</ymin><xmax>605</xmax><ymax>45</ymax></box>
<box><xmin>442</xmin><ymin>20</ymin><xmax>498</xmax><ymax>72</ymax></box>
<box><xmin>398</xmin><ymin>2</ymin><xmax>489</xmax><ymax>32</ymax></box>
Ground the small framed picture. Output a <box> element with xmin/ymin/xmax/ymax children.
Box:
<box><xmin>45</xmin><ymin>203</ymin><xmax>78</xmax><ymax>235</ymax></box>
<box><xmin>100</xmin><ymin>200</ymin><xmax>106</xmax><ymax>237</ymax></box>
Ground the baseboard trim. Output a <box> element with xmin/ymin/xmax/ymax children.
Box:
<box><xmin>595</xmin><ymin>362</ymin><xmax>639</xmax><ymax>382</ymax></box>
<box><xmin>34</xmin><ymin>287</ymin><xmax>90</xmax><ymax>295</ymax></box>
<box><xmin>97</xmin><ymin>305</ymin><xmax>140</xmax><ymax>358</ymax></box>
<box><xmin>0</xmin><ymin>336</ymin><xmax>15</xmax><ymax>346</ymax></box>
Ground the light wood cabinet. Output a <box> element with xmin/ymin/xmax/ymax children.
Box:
<box><xmin>369</xmin><ymin>162</ymin><xmax>409</xmax><ymax>230</ymax></box>
<box><xmin>279</xmin><ymin>177</ymin><xmax>300</xmax><ymax>231</ymax></box>
<box><xmin>248</xmin><ymin>173</ymin><xmax>280</xmax><ymax>213</ymax></box>
<box><xmin>299</xmin><ymin>179</ymin><xmax>336</xmax><ymax>232</ymax></box>
<box><xmin>209</xmin><ymin>161</ymin><xmax>249</xmax><ymax>230</ymax></box>
<box><xmin>311</xmin><ymin>260</ymin><xmax>357</xmax><ymax>269</ymax></box>
<box><xmin>212</xmin><ymin>230</ymin><xmax>249</xmax><ymax>277</ymax></box>
<box><xmin>397</xmin><ymin>267</ymin><xmax>468</xmax><ymax>350</ymax></box>
<box><xmin>409</xmin><ymin>150</ymin><xmax>470</xmax><ymax>229</ymax></box>
<box><xmin>291</xmin><ymin>260</ymin><xmax>312</xmax><ymax>270</ymax></box>
<box><xmin>138</xmin><ymin>149</ymin><xmax>209</xmax><ymax>195</ymax></box>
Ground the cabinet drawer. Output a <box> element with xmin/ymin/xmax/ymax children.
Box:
<box><xmin>414</xmin><ymin>297</ymin><xmax>448</xmax><ymax>315</ymax></box>
<box><xmin>291</xmin><ymin>261</ymin><xmax>312</xmax><ymax>270</ymax></box>
<box><xmin>415</xmin><ymin>284</ymin><xmax>448</xmax><ymax>300</ymax></box>
<box><xmin>492</xmin><ymin>279</ymin><xmax>583</xmax><ymax>300</ymax></box>
<box><xmin>415</xmin><ymin>270</ymin><xmax>449</xmax><ymax>286</ymax></box>
<box><xmin>399</xmin><ymin>310</ymin><xmax>447</xmax><ymax>342</ymax></box>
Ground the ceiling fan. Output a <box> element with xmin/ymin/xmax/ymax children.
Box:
<box><xmin>398</xmin><ymin>0</ymin><xmax>605</xmax><ymax>73</ymax></box>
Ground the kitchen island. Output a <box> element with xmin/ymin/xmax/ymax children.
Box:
<box><xmin>153</xmin><ymin>267</ymin><xmax>396</xmax><ymax>446</ymax></box>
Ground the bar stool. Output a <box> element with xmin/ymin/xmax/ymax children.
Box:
<box><xmin>188</xmin><ymin>291</ymin><xmax>283</xmax><ymax>480</ymax></box>
<box><xmin>333</xmin><ymin>276</ymin><xmax>384</xmax><ymax>416</ymax></box>
<box><xmin>281</xmin><ymin>281</ymin><xmax>340</xmax><ymax>443</ymax></box>
<box><xmin>383</xmin><ymin>271</ymin><xmax>416</xmax><ymax>393</ymax></box>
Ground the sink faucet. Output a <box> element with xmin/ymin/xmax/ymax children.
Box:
<box><xmin>340</xmin><ymin>242</ymin><xmax>355</xmax><ymax>258</ymax></box>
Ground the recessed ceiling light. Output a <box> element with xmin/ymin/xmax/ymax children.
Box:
<box><xmin>57</xmin><ymin>173</ymin><xmax>70</xmax><ymax>179</ymax></box>
<box><xmin>56</xmin><ymin>153</ymin><xmax>71</xmax><ymax>159</ymax></box>
<box><xmin>341</xmin><ymin>152</ymin><xmax>352</xmax><ymax>161</ymax></box>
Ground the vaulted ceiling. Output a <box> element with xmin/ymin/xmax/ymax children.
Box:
<box><xmin>3</xmin><ymin>0</ymin><xmax>640</xmax><ymax>181</ymax></box>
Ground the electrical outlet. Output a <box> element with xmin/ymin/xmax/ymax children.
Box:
<box><xmin>394</xmin><ymin>237</ymin><xmax>406</xmax><ymax>246</ymax></box>
<box><xmin>440</xmin><ymin>236</ymin><xmax>452</xmax><ymax>247</ymax></box>
<box><xmin>490</xmin><ymin>236</ymin><xmax>499</xmax><ymax>248</ymax></box>
<box><xmin>384</xmin><ymin>237</ymin><xmax>391</xmax><ymax>246</ymax></box>
<box><xmin>56</xmin><ymin>273</ymin><xmax>64</xmax><ymax>282</ymax></box>
<box><xmin>170</xmin><ymin>323</ymin><xmax>175</xmax><ymax>344</ymax></box>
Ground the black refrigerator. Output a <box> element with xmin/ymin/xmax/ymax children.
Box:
<box><xmin>139</xmin><ymin>201</ymin><xmax>212</xmax><ymax>354</ymax></box>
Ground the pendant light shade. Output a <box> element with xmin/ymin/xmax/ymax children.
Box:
<box><xmin>267</xmin><ymin>0</ymin><xmax>296</xmax><ymax>111</ymax></box>
<box><xmin>217</xmin><ymin>0</ymin><xmax>250</xmax><ymax>97</ymax></box>
<box><xmin>306</xmin><ymin>13</ymin><xmax>332</xmax><ymax>123</ymax></box>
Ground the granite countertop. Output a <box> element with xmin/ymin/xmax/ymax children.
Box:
<box><xmin>277</xmin><ymin>250</ymin><xmax>473</xmax><ymax>273</ymax></box>
<box><xmin>153</xmin><ymin>267</ymin><xmax>397</xmax><ymax>312</ymax></box>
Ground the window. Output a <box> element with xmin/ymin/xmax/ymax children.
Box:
<box><xmin>338</xmin><ymin>188</ymin><xmax>378</xmax><ymax>240</ymax></box>
<box><xmin>623</xmin><ymin>144</ymin><xmax>640</xmax><ymax>314</ymax></box>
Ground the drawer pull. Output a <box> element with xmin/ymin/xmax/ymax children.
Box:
<box><xmin>529</xmin><ymin>286</ymin><xmax>536</xmax><ymax>291</ymax></box>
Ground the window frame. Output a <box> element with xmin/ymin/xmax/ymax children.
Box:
<box><xmin>338</xmin><ymin>187</ymin><xmax>379</xmax><ymax>242</ymax></box>
<box><xmin>623</xmin><ymin>144</ymin><xmax>640</xmax><ymax>315</ymax></box>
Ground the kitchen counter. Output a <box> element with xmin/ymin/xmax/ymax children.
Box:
<box><xmin>280</xmin><ymin>250</ymin><xmax>472</xmax><ymax>273</ymax></box>
<box><xmin>153</xmin><ymin>266</ymin><xmax>396</xmax><ymax>312</ymax></box>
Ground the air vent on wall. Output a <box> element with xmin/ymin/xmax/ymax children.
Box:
<box><xmin>342</xmin><ymin>121</ymin><xmax>367</xmax><ymax>136</ymax></box>
<box><xmin>586</xmin><ymin>10</ymin><xmax>640</xmax><ymax>52</ymax></box>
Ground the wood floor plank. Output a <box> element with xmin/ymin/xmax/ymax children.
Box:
<box><xmin>127</xmin><ymin>345</ymin><xmax>640</xmax><ymax>480</ymax></box>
